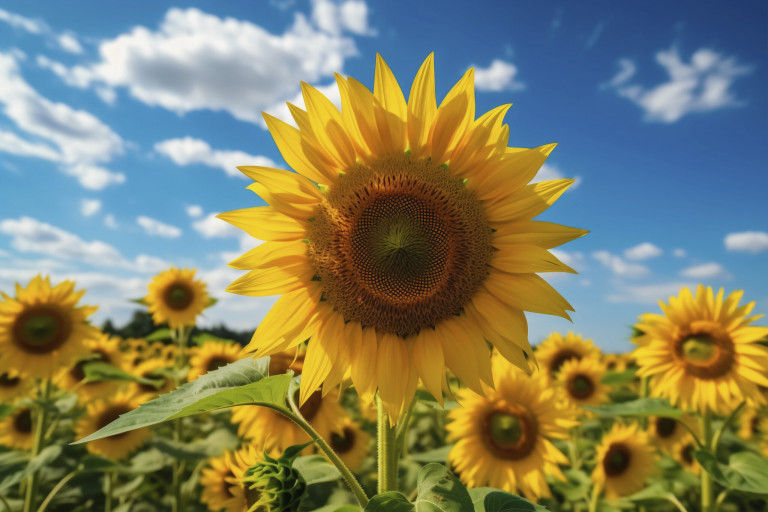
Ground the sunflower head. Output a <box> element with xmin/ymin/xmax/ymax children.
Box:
<box><xmin>634</xmin><ymin>285</ymin><xmax>768</xmax><ymax>415</ymax></box>
<box><xmin>57</xmin><ymin>332</ymin><xmax>127</xmax><ymax>401</ymax></box>
<box><xmin>241</xmin><ymin>444</ymin><xmax>308</xmax><ymax>512</ymax></box>
<box><xmin>0</xmin><ymin>276</ymin><xmax>99</xmax><ymax>378</ymax></box>
<box><xmin>648</xmin><ymin>414</ymin><xmax>699</xmax><ymax>452</ymax></box>
<box><xmin>76</xmin><ymin>391</ymin><xmax>149</xmax><ymax>460</ymax></box>
<box><xmin>188</xmin><ymin>340</ymin><xmax>242</xmax><ymax>381</ymax></box>
<box><xmin>535</xmin><ymin>331</ymin><xmax>601</xmax><ymax>381</ymax></box>
<box><xmin>556</xmin><ymin>357</ymin><xmax>610</xmax><ymax>411</ymax></box>
<box><xmin>144</xmin><ymin>268</ymin><xmax>209</xmax><ymax>329</ymax></box>
<box><xmin>0</xmin><ymin>369</ymin><xmax>33</xmax><ymax>403</ymax></box>
<box><xmin>328</xmin><ymin>417</ymin><xmax>371</xmax><ymax>473</ymax></box>
<box><xmin>592</xmin><ymin>422</ymin><xmax>656</xmax><ymax>499</ymax></box>
<box><xmin>0</xmin><ymin>406</ymin><xmax>35</xmax><ymax>450</ymax></box>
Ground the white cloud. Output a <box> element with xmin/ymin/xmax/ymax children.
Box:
<box><xmin>585</xmin><ymin>22</ymin><xmax>605</xmax><ymax>49</ymax></box>
<box><xmin>724</xmin><ymin>231</ymin><xmax>768</xmax><ymax>254</ymax></box>
<box><xmin>592</xmin><ymin>250</ymin><xmax>649</xmax><ymax>278</ymax></box>
<box><xmin>606</xmin><ymin>281</ymin><xmax>696</xmax><ymax>304</ymax></box>
<box><xmin>186</xmin><ymin>205</ymin><xmax>204</xmax><ymax>218</ymax></box>
<box><xmin>311</xmin><ymin>0</ymin><xmax>375</xmax><ymax>36</ymax></box>
<box><xmin>473</xmin><ymin>59</ymin><xmax>525</xmax><ymax>92</ymax></box>
<box><xmin>607</xmin><ymin>47</ymin><xmax>751</xmax><ymax>123</ymax></box>
<box><xmin>0</xmin><ymin>8</ymin><xmax>83</xmax><ymax>53</ymax></box>
<box><xmin>80</xmin><ymin>199</ymin><xmax>102</xmax><ymax>217</ymax></box>
<box><xmin>261</xmin><ymin>81</ymin><xmax>341</xmax><ymax>127</ymax></box>
<box><xmin>624</xmin><ymin>242</ymin><xmax>662</xmax><ymax>260</ymax></box>
<box><xmin>680</xmin><ymin>262</ymin><xmax>730</xmax><ymax>279</ymax></box>
<box><xmin>193</xmin><ymin>213</ymin><xmax>241</xmax><ymax>239</ymax></box>
<box><xmin>531</xmin><ymin>163</ymin><xmax>581</xmax><ymax>189</ymax></box>
<box><xmin>154</xmin><ymin>137</ymin><xmax>275</xmax><ymax>178</ymax></box>
<box><xmin>136</xmin><ymin>216</ymin><xmax>182</xmax><ymax>238</ymax></box>
<box><xmin>57</xmin><ymin>33</ymin><xmax>83</xmax><ymax>54</ymax></box>
<box><xmin>0</xmin><ymin>52</ymin><xmax>125</xmax><ymax>189</ymax></box>
<box><xmin>42</xmin><ymin>6</ymin><xmax>366</xmax><ymax>124</ymax></box>
<box><xmin>673</xmin><ymin>248</ymin><xmax>687</xmax><ymax>258</ymax></box>
<box><xmin>550</xmin><ymin>249</ymin><xmax>586</xmax><ymax>271</ymax></box>
<box><xmin>104</xmin><ymin>214</ymin><xmax>118</xmax><ymax>229</ymax></box>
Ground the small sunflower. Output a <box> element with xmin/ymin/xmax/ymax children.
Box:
<box><xmin>201</xmin><ymin>445</ymin><xmax>262</xmax><ymax>512</ymax></box>
<box><xmin>57</xmin><ymin>333</ymin><xmax>127</xmax><ymax>401</ymax></box>
<box><xmin>602</xmin><ymin>353</ymin><xmax>629</xmax><ymax>373</ymax></box>
<box><xmin>145</xmin><ymin>268</ymin><xmax>209</xmax><ymax>329</ymax></box>
<box><xmin>130</xmin><ymin>358</ymin><xmax>174</xmax><ymax>401</ymax></box>
<box><xmin>0</xmin><ymin>370</ymin><xmax>34</xmax><ymax>403</ymax></box>
<box><xmin>556</xmin><ymin>357</ymin><xmax>610</xmax><ymax>411</ymax></box>
<box><xmin>446</xmin><ymin>357</ymin><xmax>575</xmax><ymax>499</ymax></box>
<box><xmin>673</xmin><ymin>437</ymin><xmax>700</xmax><ymax>475</ymax></box>
<box><xmin>328</xmin><ymin>417</ymin><xmax>371</xmax><ymax>473</ymax></box>
<box><xmin>738</xmin><ymin>407</ymin><xmax>766</xmax><ymax>443</ymax></box>
<box><xmin>220</xmin><ymin>53</ymin><xmax>586</xmax><ymax>421</ymax></box>
<box><xmin>188</xmin><ymin>341</ymin><xmax>242</xmax><ymax>381</ymax></box>
<box><xmin>0</xmin><ymin>276</ymin><xmax>99</xmax><ymax>378</ymax></box>
<box><xmin>0</xmin><ymin>406</ymin><xmax>34</xmax><ymax>450</ymax></box>
<box><xmin>535</xmin><ymin>331</ymin><xmax>601</xmax><ymax>381</ymax></box>
<box><xmin>633</xmin><ymin>285</ymin><xmax>768</xmax><ymax>415</ymax></box>
<box><xmin>76</xmin><ymin>391</ymin><xmax>149</xmax><ymax>460</ymax></box>
<box><xmin>648</xmin><ymin>414</ymin><xmax>699</xmax><ymax>452</ymax></box>
<box><xmin>592</xmin><ymin>423</ymin><xmax>655</xmax><ymax>499</ymax></box>
<box><xmin>268</xmin><ymin>346</ymin><xmax>305</xmax><ymax>377</ymax></box>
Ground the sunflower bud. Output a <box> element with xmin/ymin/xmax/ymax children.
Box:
<box><xmin>241</xmin><ymin>443</ymin><xmax>310</xmax><ymax>512</ymax></box>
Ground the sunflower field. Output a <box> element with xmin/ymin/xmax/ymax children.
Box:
<box><xmin>1</xmin><ymin>53</ymin><xmax>767</xmax><ymax>512</ymax></box>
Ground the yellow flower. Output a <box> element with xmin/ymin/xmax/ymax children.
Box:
<box><xmin>130</xmin><ymin>358</ymin><xmax>174</xmax><ymax>401</ymax></box>
<box><xmin>647</xmin><ymin>414</ymin><xmax>699</xmax><ymax>452</ymax></box>
<box><xmin>76</xmin><ymin>391</ymin><xmax>149</xmax><ymax>460</ymax></box>
<box><xmin>673</xmin><ymin>436</ymin><xmax>700</xmax><ymax>476</ymax></box>
<box><xmin>556</xmin><ymin>357</ymin><xmax>610</xmax><ymax>411</ymax></box>
<box><xmin>0</xmin><ymin>370</ymin><xmax>34</xmax><ymax>403</ymax></box>
<box><xmin>633</xmin><ymin>285</ymin><xmax>768</xmax><ymax>415</ymax></box>
<box><xmin>0</xmin><ymin>276</ymin><xmax>99</xmax><ymax>378</ymax></box>
<box><xmin>328</xmin><ymin>417</ymin><xmax>371</xmax><ymax>473</ymax></box>
<box><xmin>737</xmin><ymin>407</ymin><xmax>766</xmax><ymax>443</ymax></box>
<box><xmin>144</xmin><ymin>268</ymin><xmax>209</xmax><ymax>329</ymax></box>
<box><xmin>602</xmin><ymin>353</ymin><xmax>630</xmax><ymax>373</ymax></box>
<box><xmin>535</xmin><ymin>331</ymin><xmax>601</xmax><ymax>381</ymax></box>
<box><xmin>219</xmin><ymin>53</ymin><xmax>585</xmax><ymax>421</ymax></box>
<box><xmin>200</xmin><ymin>445</ymin><xmax>262</xmax><ymax>512</ymax></box>
<box><xmin>446</xmin><ymin>357</ymin><xmax>575</xmax><ymax>499</ymax></box>
<box><xmin>0</xmin><ymin>406</ymin><xmax>34</xmax><ymax>450</ymax></box>
<box><xmin>188</xmin><ymin>341</ymin><xmax>242</xmax><ymax>381</ymax></box>
<box><xmin>57</xmin><ymin>333</ymin><xmax>128</xmax><ymax>401</ymax></box>
<box><xmin>592</xmin><ymin>422</ymin><xmax>655</xmax><ymax>499</ymax></box>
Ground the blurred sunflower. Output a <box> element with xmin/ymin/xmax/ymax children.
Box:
<box><xmin>268</xmin><ymin>346</ymin><xmax>305</xmax><ymax>376</ymax></box>
<box><xmin>57</xmin><ymin>333</ymin><xmax>127</xmax><ymax>401</ymax></box>
<box><xmin>592</xmin><ymin>423</ymin><xmax>655</xmax><ymax>499</ymax></box>
<box><xmin>76</xmin><ymin>391</ymin><xmax>149</xmax><ymax>460</ymax></box>
<box><xmin>0</xmin><ymin>406</ymin><xmax>34</xmax><ymax>450</ymax></box>
<box><xmin>0</xmin><ymin>370</ymin><xmax>33</xmax><ymax>403</ymax></box>
<box><xmin>188</xmin><ymin>341</ymin><xmax>242</xmax><ymax>381</ymax></box>
<box><xmin>633</xmin><ymin>285</ymin><xmax>768</xmax><ymax>414</ymax></box>
<box><xmin>673</xmin><ymin>437</ymin><xmax>700</xmax><ymax>475</ymax></box>
<box><xmin>145</xmin><ymin>268</ymin><xmax>209</xmax><ymax>329</ymax></box>
<box><xmin>328</xmin><ymin>417</ymin><xmax>371</xmax><ymax>473</ymax></box>
<box><xmin>535</xmin><ymin>332</ymin><xmax>600</xmax><ymax>381</ymax></box>
<box><xmin>446</xmin><ymin>357</ymin><xmax>575</xmax><ymax>499</ymax></box>
<box><xmin>130</xmin><ymin>358</ymin><xmax>174</xmax><ymax>400</ymax></box>
<box><xmin>602</xmin><ymin>353</ymin><xmax>630</xmax><ymax>373</ymax></box>
<box><xmin>200</xmin><ymin>445</ymin><xmax>262</xmax><ymax>512</ymax></box>
<box><xmin>220</xmin><ymin>53</ymin><xmax>585</xmax><ymax>421</ymax></box>
<box><xmin>648</xmin><ymin>414</ymin><xmax>699</xmax><ymax>452</ymax></box>
<box><xmin>556</xmin><ymin>357</ymin><xmax>609</xmax><ymax>411</ymax></box>
<box><xmin>738</xmin><ymin>407</ymin><xmax>766</xmax><ymax>443</ymax></box>
<box><xmin>0</xmin><ymin>276</ymin><xmax>99</xmax><ymax>378</ymax></box>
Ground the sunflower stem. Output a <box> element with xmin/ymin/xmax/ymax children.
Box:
<box><xmin>170</xmin><ymin>326</ymin><xmax>191</xmax><ymax>512</ymax></box>
<box><xmin>377</xmin><ymin>395</ymin><xmax>398</xmax><ymax>494</ymax></box>
<box><xmin>104</xmin><ymin>470</ymin><xmax>114</xmax><ymax>512</ymax></box>
<box><xmin>712</xmin><ymin>401</ymin><xmax>744</xmax><ymax>453</ymax></box>
<box><xmin>36</xmin><ymin>469</ymin><xmax>76</xmax><ymax>512</ymax></box>
<box><xmin>587</xmin><ymin>484</ymin><xmax>600</xmax><ymax>512</ymax></box>
<box><xmin>23</xmin><ymin>379</ymin><xmax>51</xmax><ymax>512</ymax></box>
<box><xmin>700</xmin><ymin>410</ymin><xmax>714</xmax><ymax>512</ymax></box>
<box><xmin>394</xmin><ymin>398</ymin><xmax>416</xmax><ymax>458</ymax></box>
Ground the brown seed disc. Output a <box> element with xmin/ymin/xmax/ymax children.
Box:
<box><xmin>330</xmin><ymin>427</ymin><xmax>356</xmax><ymax>454</ymax></box>
<box><xmin>480</xmin><ymin>406</ymin><xmax>539</xmax><ymax>461</ymax></box>
<box><xmin>97</xmin><ymin>404</ymin><xmax>132</xmax><ymax>439</ymax></box>
<box><xmin>13</xmin><ymin>408</ymin><xmax>33</xmax><ymax>434</ymax></box>
<box><xmin>11</xmin><ymin>305</ymin><xmax>73</xmax><ymax>354</ymax></box>
<box><xmin>567</xmin><ymin>373</ymin><xmax>595</xmax><ymax>400</ymax></box>
<box><xmin>0</xmin><ymin>373</ymin><xmax>20</xmax><ymax>388</ymax></box>
<box><xmin>548</xmin><ymin>349</ymin><xmax>582</xmax><ymax>376</ymax></box>
<box><xmin>674</xmin><ymin>330</ymin><xmax>735</xmax><ymax>380</ymax></box>
<box><xmin>603</xmin><ymin>442</ymin><xmax>632</xmax><ymax>476</ymax></box>
<box><xmin>164</xmin><ymin>282</ymin><xmax>195</xmax><ymax>311</ymax></box>
<box><xmin>655</xmin><ymin>417</ymin><xmax>677</xmax><ymax>438</ymax></box>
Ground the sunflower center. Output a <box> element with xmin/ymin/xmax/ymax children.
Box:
<box><xmin>549</xmin><ymin>350</ymin><xmax>581</xmax><ymax>375</ymax></box>
<box><xmin>681</xmin><ymin>443</ymin><xmax>694</xmax><ymax>465</ymax></box>
<box><xmin>206</xmin><ymin>357</ymin><xmax>233</xmax><ymax>372</ymax></box>
<box><xmin>655</xmin><ymin>417</ymin><xmax>677</xmax><ymax>438</ymax></box>
<box><xmin>568</xmin><ymin>374</ymin><xmax>595</xmax><ymax>400</ymax></box>
<box><xmin>307</xmin><ymin>155</ymin><xmax>493</xmax><ymax>338</ymax></box>
<box><xmin>14</xmin><ymin>408</ymin><xmax>33</xmax><ymax>434</ymax></box>
<box><xmin>603</xmin><ymin>443</ymin><xmax>631</xmax><ymax>476</ymax></box>
<box><xmin>330</xmin><ymin>427</ymin><xmax>356</xmax><ymax>454</ymax></box>
<box><xmin>483</xmin><ymin>408</ymin><xmax>538</xmax><ymax>460</ymax></box>
<box><xmin>12</xmin><ymin>306</ymin><xmax>72</xmax><ymax>354</ymax></box>
<box><xmin>675</xmin><ymin>330</ymin><xmax>735</xmax><ymax>380</ymax></box>
<box><xmin>164</xmin><ymin>283</ymin><xmax>194</xmax><ymax>311</ymax></box>
<box><xmin>139</xmin><ymin>371</ymin><xmax>165</xmax><ymax>393</ymax></box>
<box><xmin>681</xmin><ymin>335</ymin><xmax>716</xmax><ymax>362</ymax></box>
<box><xmin>97</xmin><ymin>405</ymin><xmax>132</xmax><ymax>439</ymax></box>
<box><xmin>0</xmin><ymin>373</ymin><xmax>20</xmax><ymax>388</ymax></box>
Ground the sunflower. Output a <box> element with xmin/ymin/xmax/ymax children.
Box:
<box><xmin>328</xmin><ymin>417</ymin><xmax>371</xmax><ymax>473</ymax></box>
<box><xmin>130</xmin><ymin>358</ymin><xmax>174</xmax><ymax>401</ymax></box>
<box><xmin>144</xmin><ymin>268</ymin><xmax>209</xmax><ymax>329</ymax></box>
<box><xmin>446</xmin><ymin>357</ymin><xmax>575</xmax><ymax>499</ymax></box>
<box><xmin>0</xmin><ymin>275</ymin><xmax>99</xmax><ymax>378</ymax></box>
<box><xmin>201</xmin><ymin>445</ymin><xmax>262</xmax><ymax>512</ymax></box>
<box><xmin>592</xmin><ymin>422</ymin><xmax>655</xmax><ymax>499</ymax></box>
<box><xmin>738</xmin><ymin>407</ymin><xmax>766</xmax><ymax>443</ymax></box>
<box><xmin>219</xmin><ymin>53</ymin><xmax>585</xmax><ymax>421</ymax></box>
<box><xmin>76</xmin><ymin>391</ymin><xmax>149</xmax><ymax>460</ymax></box>
<box><xmin>648</xmin><ymin>414</ymin><xmax>699</xmax><ymax>452</ymax></box>
<box><xmin>0</xmin><ymin>406</ymin><xmax>35</xmax><ymax>450</ymax></box>
<box><xmin>556</xmin><ymin>357</ymin><xmax>609</xmax><ymax>411</ymax></box>
<box><xmin>268</xmin><ymin>346</ymin><xmax>305</xmax><ymax>377</ymax></box>
<box><xmin>602</xmin><ymin>353</ymin><xmax>629</xmax><ymax>373</ymax></box>
<box><xmin>633</xmin><ymin>285</ymin><xmax>768</xmax><ymax>415</ymax></box>
<box><xmin>188</xmin><ymin>341</ymin><xmax>242</xmax><ymax>381</ymax></box>
<box><xmin>535</xmin><ymin>332</ymin><xmax>601</xmax><ymax>381</ymax></box>
<box><xmin>0</xmin><ymin>370</ymin><xmax>34</xmax><ymax>403</ymax></box>
<box><xmin>673</xmin><ymin>437</ymin><xmax>700</xmax><ymax>476</ymax></box>
<box><xmin>57</xmin><ymin>333</ymin><xmax>127</xmax><ymax>401</ymax></box>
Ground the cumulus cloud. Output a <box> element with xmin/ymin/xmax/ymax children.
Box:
<box><xmin>155</xmin><ymin>137</ymin><xmax>275</xmax><ymax>178</ymax></box>
<box><xmin>0</xmin><ymin>52</ymin><xmax>125</xmax><ymax>189</ymax></box>
<box><xmin>530</xmin><ymin>163</ymin><xmax>582</xmax><ymax>190</ymax></box>
<box><xmin>40</xmin><ymin>6</ymin><xmax>369</xmax><ymax>124</ymax></box>
<box><xmin>592</xmin><ymin>250</ymin><xmax>649</xmax><ymax>278</ymax></box>
<box><xmin>673</xmin><ymin>248</ymin><xmax>687</xmax><ymax>258</ymax></box>
<box><xmin>550</xmin><ymin>249</ymin><xmax>586</xmax><ymax>271</ymax></box>
<box><xmin>624</xmin><ymin>242</ymin><xmax>662</xmax><ymax>260</ymax></box>
<box><xmin>193</xmin><ymin>213</ymin><xmax>241</xmax><ymax>239</ymax></box>
<box><xmin>724</xmin><ymin>231</ymin><xmax>768</xmax><ymax>254</ymax></box>
<box><xmin>606</xmin><ymin>47</ymin><xmax>751</xmax><ymax>123</ymax></box>
<box><xmin>473</xmin><ymin>59</ymin><xmax>525</xmax><ymax>92</ymax></box>
<box><xmin>136</xmin><ymin>216</ymin><xmax>182</xmax><ymax>238</ymax></box>
<box><xmin>0</xmin><ymin>8</ymin><xmax>83</xmax><ymax>53</ymax></box>
<box><xmin>680</xmin><ymin>262</ymin><xmax>730</xmax><ymax>279</ymax></box>
<box><xmin>80</xmin><ymin>199</ymin><xmax>102</xmax><ymax>217</ymax></box>
<box><xmin>261</xmin><ymin>82</ymin><xmax>341</xmax><ymax>128</ymax></box>
<box><xmin>104</xmin><ymin>214</ymin><xmax>118</xmax><ymax>229</ymax></box>
<box><xmin>186</xmin><ymin>205</ymin><xmax>204</xmax><ymax>218</ymax></box>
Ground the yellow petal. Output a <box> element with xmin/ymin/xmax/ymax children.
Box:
<box><xmin>228</xmin><ymin>241</ymin><xmax>307</xmax><ymax>270</ymax></box>
<box><xmin>428</xmin><ymin>67</ymin><xmax>475</xmax><ymax>163</ymax></box>
<box><xmin>376</xmin><ymin>332</ymin><xmax>412</xmax><ymax>423</ymax></box>
<box><xmin>225</xmin><ymin>260</ymin><xmax>313</xmax><ymax>296</ymax></box>
<box><xmin>349</xmin><ymin>326</ymin><xmax>378</xmax><ymax>402</ymax></box>
<box><xmin>300</xmin><ymin>308</ymin><xmax>341</xmax><ymax>404</ymax></box>
<box><xmin>262</xmin><ymin>113</ymin><xmax>335</xmax><ymax>184</ymax></box>
<box><xmin>245</xmin><ymin>287</ymin><xmax>320</xmax><ymax>356</ymax></box>
<box><xmin>217</xmin><ymin>207</ymin><xmax>305</xmax><ymax>241</ymax></box>
<box><xmin>493</xmin><ymin>220</ymin><xmax>588</xmax><ymax>249</ymax></box>
<box><xmin>485</xmin><ymin>271</ymin><xmax>573</xmax><ymax>320</ymax></box>
<box><xmin>373</xmin><ymin>53</ymin><xmax>407</xmax><ymax>152</ymax></box>
<box><xmin>346</xmin><ymin>77</ymin><xmax>384</xmax><ymax>157</ymax></box>
<box><xmin>335</xmin><ymin>74</ymin><xmax>369</xmax><ymax>157</ymax></box>
<box><xmin>411</xmin><ymin>328</ymin><xmax>445</xmax><ymax>405</ymax></box>
<box><xmin>302</xmin><ymin>81</ymin><xmax>356</xmax><ymax>170</ymax></box>
<box><xmin>485</xmin><ymin>179</ymin><xmax>575</xmax><ymax>224</ymax></box>
<box><xmin>491</xmin><ymin>244</ymin><xmax>576</xmax><ymax>274</ymax></box>
<box><xmin>407</xmin><ymin>53</ymin><xmax>436</xmax><ymax>157</ymax></box>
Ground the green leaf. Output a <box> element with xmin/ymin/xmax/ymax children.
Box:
<box><xmin>695</xmin><ymin>450</ymin><xmax>768</xmax><ymax>495</ymax></box>
<box><xmin>0</xmin><ymin>403</ymin><xmax>14</xmax><ymax>420</ymax></box>
<box><xmin>83</xmin><ymin>361</ymin><xmax>161</xmax><ymax>386</ymax></box>
<box><xmin>600</xmin><ymin>369</ymin><xmax>636</xmax><ymax>386</ymax></box>
<box><xmin>72</xmin><ymin>357</ymin><xmax>291</xmax><ymax>443</ymax></box>
<box><xmin>583</xmin><ymin>398</ymin><xmax>682</xmax><ymax>419</ymax></box>
<box><xmin>409</xmin><ymin>445</ymin><xmax>453</xmax><ymax>463</ymax></box>
<box><xmin>482</xmin><ymin>491</ymin><xmax>546</xmax><ymax>512</ymax></box>
<box><xmin>0</xmin><ymin>445</ymin><xmax>62</xmax><ymax>492</ymax></box>
<box><xmin>364</xmin><ymin>464</ymin><xmax>473</xmax><ymax>511</ymax></box>
<box><xmin>146</xmin><ymin>328</ymin><xmax>172</xmax><ymax>341</ymax></box>
<box><xmin>364</xmin><ymin>492</ymin><xmax>413</xmax><ymax>512</ymax></box>
<box><xmin>192</xmin><ymin>332</ymin><xmax>238</xmax><ymax>346</ymax></box>
<box><xmin>294</xmin><ymin>455</ymin><xmax>342</xmax><ymax>485</ymax></box>
<box><xmin>130</xmin><ymin>297</ymin><xmax>149</xmax><ymax>306</ymax></box>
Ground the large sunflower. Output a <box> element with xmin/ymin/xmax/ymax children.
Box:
<box><xmin>0</xmin><ymin>276</ymin><xmax>99</xmax><ymax>378</ymax></box>
<box><xmin>76</xmin><ymin>391</ymin><xmax>150</xmax><ymax>460</ymax></box>
<box><xmin>220</xmin><ymin>53</ymin><xmax>585</xmax><ymax>420</ymax></box>
<box><xmin>535</xmin><ymin>331</ymin><xmax>601</xmax><ymax>381</ymax></box>
<box><xmin>592</xmin><ymin>422</ymin><xmax>655</xmax><ymax>499</ymax></box>
<box><xmin>144</xmin><ymin>268</ymin><xmax>209</xmax><ymax>329</ymax></box>
<box><xmin>0</xmin><ymin>406</ymin><xmax>34</xmax><ymax>450</ymax></box>
<box><xmin>633</xmin><ymin>285</ymin><xmax>768</xmax><ymax>415</ymax></box>
<box><xmin>188</xmin><ymin>341</ymin><xmax>242</xmax><ymax>381</ymax></box>
<box><xmin>446</xmin><ymin>357</ymin><xmax>575</xmax><ymax>499</ymax></box>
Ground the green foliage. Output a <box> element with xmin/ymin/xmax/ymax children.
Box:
<box><xmin>600</xmin><ymin>369</ymin><xmax>637</xmax><ymax>386</ymax></box>
<box><xmin>582</xmin><ymin>398</ymin><xmax>682</xmax><ymax>418</ymax></box>
<box><xmin>83</xmin><ymin>361</ymin><xmax>162</xmax><ymax>385</ymax></box>
<box><xmin>695</xmin><ymin>450</ymin><xmax>768</xmax><ymax>495</ymax></box>
<box><xmin>364</xmin><ymin>463</ymin><xmax>473</xmax><ymax>512</ymax></box>
<box><xmin>242</xmin><ymin>443</ymin><xmax>310</xmax><ymax>512</ymax></box>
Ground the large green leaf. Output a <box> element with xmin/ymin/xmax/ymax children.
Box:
<box><xmin>73</xmin><ymin>357</ymin><xmax>291</xmax><ymax>443</ymax></box>
<box><xmin>294</xmin><ymin>455</ymin><xmax>342</xmax><ymax>485</ymax></box>
<box><xmin>467</xmin><ymin>488</ymin><xmax>547</xmax><ymax>512</ymax></box>
<box><xmin>695</xmin><ymin>450</ymin><xmax>768</xmax><ymax>495</ymax></box>
<box><xmin>364</xmin><ymin>492</ymin><xmax>413</xmax><ymax>512</ymax></box>
<box><xmin>0</xmin><ymin>445</ymin><xmax>62</xmax><ymax>492</ymax></box>
<box><xmin>364</xmin><ymin>464</ymin><xmax>473</xmax><ymax>512</ymax></box>
<box><xmin>582</xmin><ymin>398</ymin><xmax>682</xmax><ymax>419</ymax></box>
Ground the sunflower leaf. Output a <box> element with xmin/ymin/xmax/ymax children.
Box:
<box><xmin>363</xmin><ymin>464</ymin><xmax>473</xmax><ymax>511</ymax></box>
<box><xmin>72</xmin><ymin>357</ymin><xmax>291</xmax><ymax>444</ymax></box>
<box><xmin>293</xmin><ymin>455</ymin><xmax>342</xmax><ymax>485</ymax></box>
<box><xmin>695</xmin><ymin>450</ymin><xmax>768</xmax><ymax>495</ymax></box>
<box><xmin>145</xmin><ymin>328</ymin><xmax>172</xmax><ymax>341</ymax></box>
<box><xmin>600</xmin><ymin>369</ymin><xmax>636</xmax><ymax>386</ymax></box>
<box><xmin>363</xmin><ymin>492</ymin><xmax>413</xmax><ymax>511</ymax></box>
<box><xmin>582</xmin><ymin>398</ymin><xmax>682</xmax><ymax>419</ymax></box>
<box><xmin>83</xmin><ymin>361</ymin><xmax>161</xmax><ymax>386</ymax></box>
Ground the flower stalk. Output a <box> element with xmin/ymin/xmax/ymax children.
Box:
<box><xmin>377</xmin><ymin>395</ymin><xmax>398</xmax><ymax>494</ymax></box>
<box><xmin>23</xmin><ymin>379</ymin><xmax>52</xmax><ymax>512</ymax></box>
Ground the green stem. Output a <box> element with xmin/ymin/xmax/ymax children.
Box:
<box><xmin>284</xmin><ymin>400</ymin><xmax>369</xmax><ymax>507</ymax></box>
<box><xmin>170</xmin><ymin>326</ymin><xmax>190</xmax><ymax>512</ymax></box>
<box><xmin>0</xmin><ymin>494</ymin><xmax>11</xmax><ymax>512</ymax></box>
<box><xmin>711</xmin><ymin>401</ymin><xmax>745</xmax><ymax>453</ymax></box>
<box><xmin>35</xmin><ymin>470</ymin><xmax>76</xmax><ymax>512</ymax></box>
<box><xmin>104</xmin><ymin>470</ymin><xmax>114</xmax><ymax>512</ymax></box>
<box><xmin>701</xmin><ymin>410</ymin><xmax>714</xmax><ymax>512</ymax></box>
<box><xmin>23</xmin><ymin>379</ymin><xmax>51</xmax><ymax>512</ymax></box>
<box><xmin>394</xmin><ymin>399</ymin><xmax>415</xmax><ymax>458</ymax></box>
<box><xmin>377</xmin><ymin>395</ymin><xmax>397</xmax><ymax>494</ymax></box>
<box><xmin>587</xmin><ymin>484</ymin><xmax>600</xmax><ymax>512</ymax></box>
<box><xmin>714</xmin><ymin>489</ymin><xmax>730</xmax><ymax>512</ymax></box>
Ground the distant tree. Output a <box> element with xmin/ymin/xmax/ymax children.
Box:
<box><xmin>101</xmin><ymin>311</ymin><xmax>254</xmax><ymax>346</ymax></box>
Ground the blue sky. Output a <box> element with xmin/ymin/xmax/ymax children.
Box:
<box><xmin>0</xmin><ymin>0</ymin><xmax>766</xmax><ymax>353</ymax></box>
